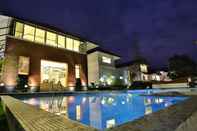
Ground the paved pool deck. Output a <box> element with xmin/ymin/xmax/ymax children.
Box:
<box><xmin>1</xmin><ymin>96</ymin><xmax>97</xmax><ymax>131</ymax></box>
<box><xmin>1</xmin><ymin>89</ymin><xmax>197</xmax><ymax>131</ymax></box>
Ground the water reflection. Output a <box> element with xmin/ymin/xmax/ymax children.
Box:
<box><xmin>21</xmin><ymin>93</ymin><xmax>186</xmax><ymax>130</ymax></box>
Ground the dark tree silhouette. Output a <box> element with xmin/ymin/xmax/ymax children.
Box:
<box><xmin>168</xmin><ymin>54</ymin><xmax>197</xmax><ymax>79</ymax></box>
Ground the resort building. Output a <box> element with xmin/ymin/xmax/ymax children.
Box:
<box><xmin>117</xmin><ymin>60</ymin><xmax>149</xmax><ymax>84</ymax></box>
<box><xmin>0</xmin><ymin>15</ymin><xmax>98</xmax><ymax>91</ymax></box>
<box><xmin>149</xmin><ymin>70</ymin><xmax>171</xmax><ymax>82</ymax></box>
<box><xmin>87</xmin><ymin>47</ymin><xmax>125</xmax><ymax>86</ymax></box>
<box><xmin>0</xmin><ymin>14</ymin><xmax>158</xmax><ymax>92</ymax></box>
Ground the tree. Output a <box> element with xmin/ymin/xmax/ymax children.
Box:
<box><xmin>168</xmin><ymin>54</ymin><xmax>197</xmax><ymax>79</ymax></box>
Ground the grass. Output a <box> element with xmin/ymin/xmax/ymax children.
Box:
<box><xmin>0</xmin><ymin>101</ymin><xmax>9</xmax><ymax>131</ymax></box>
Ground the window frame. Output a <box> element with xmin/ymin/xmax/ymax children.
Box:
<box><xmin>75</xmin><ymin>65</ymin><xmax>80</xmax><ymax>78</ymax></box>
<box><xmin>14</xmin><ymin>22</ymin><xmax>24</xmax><ymax>38</ymax></box>
<box><xmin>18</xmin><ymin>56</ymin><xmax>30</xmax><ymax>75</ymax></box>
<box><xmin>57</xmin><ymin>35</ymin><xmax>66</xmax><ymax>48</ymax></box>
<box><xmin>23</xmin><ymin>24</ymin><xmax>35</xmax><ymax>41</ymax></box>
<box><xmin>73</xmin><ymin>39</ymin><xmax>80</xmax><ymax>52</ymax></box>
<box><xmin>46</xmin><ymin>31</ymin><xmax>57</xmax><ymax>47</ymax></box>
<box><xmin>13</xmin><ymin>21</ymin><xmax>84</xmax><ymax>53</ymax></box>
<box><xmin>35</xmin><ymin>28</ymin><xmax>46</xmax><ymax>43</ymax></box>
<box><xmin>66</xmin><ymin>37</ymin><xmax>73</xmax><ymax>50</ymax></box>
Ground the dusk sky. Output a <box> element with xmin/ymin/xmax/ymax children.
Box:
<box><xmin>1</xmin><ymin>0</ymin><xmax>197</xmax><ymax>68</ymax></box>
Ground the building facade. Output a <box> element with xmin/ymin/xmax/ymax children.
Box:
<box><xmin>0</xmin><ymin>15</ymin><xmax>98</xmax><ymax>91</ymax></box>
<box><xmin>117</xmin><ymin>60</ymin><xmax>149</xmax><ymax>85</ymax></box>
<box><xmin>87</xmin><ymin>48</ymin><xmax>125</xmax><ymax>86</ymax></box>
<box><xmin>0</xmin><ymin>14</ymin><xmax>163</xmax><ymax>92</ymax></box>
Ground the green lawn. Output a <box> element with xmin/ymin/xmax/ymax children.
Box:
<box><xmin>0</xmin><ymin>101</ymin><xmax>9</xmax><ymax>131</ymax></box>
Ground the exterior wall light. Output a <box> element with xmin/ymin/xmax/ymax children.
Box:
<box><xmin>29</xmin><ymin>86</ymin><xmax>38</xmax><ymax>92</ymax></box>
<box><xmin>69</xmin><ymin>86</ymin><xmax>75</xmax><ymax>91</ymax></box>
<box><xmin>0</xmin><ymin>83</ymin><xmax>4</xmax><ymax>86</ymax></box>
<box><xmin>100</xmin><ymin>77</ymin><xmax>105</xmax><ymax>82</ymax></box>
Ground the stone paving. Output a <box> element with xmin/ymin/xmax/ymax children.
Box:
<box><xmin>1</xmin><ymin>96</ymin><xmax>97</xmax><ymax>131</ymax></box>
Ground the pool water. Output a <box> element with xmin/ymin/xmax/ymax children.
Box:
<box><xmin>19</xmin><ymin>91</ymin><xmax>187</xmax><ymax>130</ymax></box>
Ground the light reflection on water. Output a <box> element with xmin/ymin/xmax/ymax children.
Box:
<box><xmin>20</xmin><ymin>92</ymin><xmax>187</xmax><ymax>130</ymax></box>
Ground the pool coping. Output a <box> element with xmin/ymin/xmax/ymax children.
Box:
<box><xmin>0</xmin><ymin>90</ymin><xmax>128</xmax><ymax>96</ymax></box>
<box><xmin>1</xmin><ymin>90</ymin><xmax>197</xmax><ymax>131</ymax></box>
<box><xmin>1</xmin><ymin>95</ymin><xmax>97</xmax><ymax>131</ymax></box>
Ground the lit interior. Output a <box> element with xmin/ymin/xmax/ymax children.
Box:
<box><xmin>41</xmin><ymin>60</ymin><xmax>68</xmax><ymax>88</ymax></box>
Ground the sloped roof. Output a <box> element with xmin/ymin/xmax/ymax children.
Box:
<box><xmin>87</xmin><ymin>47</ymin><xmax>121</xmax><ymax>57</ymax></box>
<box><xmin>1</xmin><ymin>13</ymin><xmax>100</xmax><ymax>46</ymax></box>
<box><xmin>116</xmin><ymin>59</ymin><xmax>148</xmax><ymax>68</ymax></box>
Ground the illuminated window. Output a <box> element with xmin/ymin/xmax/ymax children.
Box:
<box><xmin>41</xmin><ymin>60</ymin><xmax>68</xmax><ymax>87</ymax></box>
<box><xmin>66</xmin><ymin>37</ymin><xmax>73</xmax><ymax>50</ymax></box>
<box><xmin>58</xmin><ymin>35</ymin><xmax>65</xmax><ymax>48</ymax></box>
<box><xmin>23</xmin><ymin>24</ymin><xmax>35</xmax><ymax>41</ymax></box>
<box><xmin>15</xmin><ymin>22</ymin><xmax>24</xmax><ymax>38</ymax></box>
<box><xmin>35</xmin><ymin>28</ymin><xmax>45</xmax><ymax>43</ymax></box>
<box><xmin>18</xmin><ymin>56</ymin><xmax>30</xmax><ymax>75</ymax></box>
<box><xmin>140</xmin><ymin>64</ymin><xmax>148</xmax><ymax>73</ymax></box>
<box><xmin>102</xmin><ymin>56</ymin><xmax>111</xmax><ymax>64</ymax></box>
<box><xmin>73</xmin><ymin>40</ymin><xmax>80</xmax><ymax>52</ymax></box>
<box><xmin>46</xmin><ymin>32</ymin><xmax>57</xmax><ymax>46</ymax></box>
<box><xmin>13</xmin><ymin>21</ymin><xmax>83</xmax><ymax>52</ymax></box>
<box><xmin>75</xmin><ymin>65</ymin><xmax>80</xmax><ymax>78</ymax></box>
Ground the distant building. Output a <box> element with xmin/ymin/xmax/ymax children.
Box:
<box><xmin>87</xmin><ymin>47</ymin><xmax>122</xmax><ymax>86</ymax></box>
<box><xmin>116</xmin><ymin>60</ymin><xmax>149</xmax><ymax>85</ymax></box>
<box><xmin>149</xmin><ymin>70</ymin><xmax>171</xmax><ymax>82</ymax></box>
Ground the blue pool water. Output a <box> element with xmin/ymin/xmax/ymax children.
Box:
<box><xmin>19</xmin><ymin>90</ymin><xmax>187</xmax><ymax>130</ymax></box>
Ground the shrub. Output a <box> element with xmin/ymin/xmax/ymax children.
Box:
<box><xmin>130</xmin><ymin>81</ymin><xmax>152</xmax><ymax>89</ymax></box>
<box><xmin>75</xmin><ymin>78</ymin><xmax>82</xmax><ymax>91</ymax></box>
<box><xmin>113</xmin><ymin>78</ymin><xmax>124</xmax><ymax>86</ymax></box>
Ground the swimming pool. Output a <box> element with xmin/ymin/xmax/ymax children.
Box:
<box><xmin>19</xmin><ymin>90</ymin><xmax>187</xmax><ymax>130</ymax></box>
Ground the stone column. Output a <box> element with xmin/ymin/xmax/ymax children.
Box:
<box><xmin>2</xmin><ymin>54</ymin><xmax>18</xmax><ymax>92</ymax></box>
